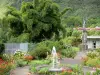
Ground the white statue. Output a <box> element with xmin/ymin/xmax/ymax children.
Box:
<box><xmin>51</xmin><ymin>46</ymin><xmax>59</xmax><ymax>68</ymax></box>
<box><xmin>52</xmin><ymin>46</ymin><xmax>57</xmax><ymax>57</ymax></box>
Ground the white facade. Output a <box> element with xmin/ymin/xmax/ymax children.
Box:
<box><xmin>5</xmin><ymin>43</ymin><xmax>28</xmax><ymax>54</ymax></box>
<box><xmin>87</xmin><ymin>36</ymin><xmax>100</xmax><ymax>49</ymax></box>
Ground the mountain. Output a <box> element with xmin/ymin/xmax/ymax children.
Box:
<box><xmin>0</xmin><ymin>0</ymin><xmax>100</xmax><ymax>19</ymax></box>
<box><xmin>53</xmin><ymin>0</ymin><xmax>100</xmax><ymax>18</ymax></box>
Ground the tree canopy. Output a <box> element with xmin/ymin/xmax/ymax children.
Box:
<box><xmin>3</xmin><ymin>0</ymin><xmax>67</xmax><ymax>43</ymax></box>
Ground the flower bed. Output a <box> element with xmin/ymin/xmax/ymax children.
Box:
<box><xmin>82</xmin><ymin>50</ymin><xmax>100</xmax><ymax>68</ymax></box>
<box><xmin>0</xmin><ymin>58</ymin><xmax>15</xmax><ymax>75</ymax></box>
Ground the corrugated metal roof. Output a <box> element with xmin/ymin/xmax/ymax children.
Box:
<box><xmin>87</xmin><ymin>36</ymin><xmax>100</xmax><ymax>39</ymax></box>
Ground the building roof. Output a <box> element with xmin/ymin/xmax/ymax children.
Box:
<box><xmin>87</xmin><ymin>36</ymin><xmax>100</xmax><ymax>39</ymax></box>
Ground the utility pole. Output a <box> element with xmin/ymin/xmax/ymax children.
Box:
<box><xmin>82</xmin><ymin>19</ymin><xmax>87</xmax><ymax>50</ymax></box>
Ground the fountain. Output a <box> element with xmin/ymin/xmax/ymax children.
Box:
<box><xmin>34</xmin><ymin>46</ymin><xmax>73</xmax><ymax>75</ymax></box>
<box><xmin>49</xmin><ymin>46</ymin><xmax>63</xmax><ymax>72</ymax></box>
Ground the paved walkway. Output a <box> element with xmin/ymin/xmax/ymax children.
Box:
<box><xmin>74</xmin><ymin>50</ymin><xmax>87</xmax><ymax>59</ymax></box>
<box><xmin>60</xmin><ymin>58</ymin><xmax>83</xmax><ymax>65</ymax></box>
<box><xmin>10</xmin><ymin>66</ymin><xmax>31</xmax><ymax>75</ymax></box>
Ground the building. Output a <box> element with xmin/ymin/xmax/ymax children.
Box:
<box><xmin>87</xmin><ymin>36</ymin><xmax>100</xmax><ymax>49</ymax></box>
<box><xmin>5</xmin><ymin>43</ymin><xmax>28</xmax><ymax>54</ymax></box>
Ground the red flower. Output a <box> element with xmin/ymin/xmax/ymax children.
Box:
<box><xmin>24</xmin><ymin>55</ymin><xmax>33</xmax><ymax>60</ymax></box>
<box><xmin>62</xmin><ymin>68</ymin><xmax>73</xmax><ymax>73</ymax></box>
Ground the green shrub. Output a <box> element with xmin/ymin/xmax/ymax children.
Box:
<box><xmin>14</xmin><ymin>50</ymin><xmax>25</xmax><ymax>59</ymax></box>
<box><xmin>30</xmin><ymin>43</ymin><xmax>50</xmax><ymax>59</ymax></box>
<box><xmin>29</xmin><ymin>60</ymin><xmax>50</xmax><ymax>67</ymax></box>
<box><xmin>86</xmin><ymin>72</ymin><xmax>91</xmax><ymax>75</ymax></box>
<box><xmin>29</xmin><ymin>40</ymin><xmax>62</xmax><ymax>59</ymax></box>
<box><xmin>0</xmin><ymin>43</ymin><xmax>5</xmax><ymax>54</ymax></box>
<box><xmin>61</xmin><ymin>45</ymin><xmax>77</xmax><ymax>58</ymax></box>
<box><xmin>0</xmin><ymin>62</ymin><xmax>15</xmax><ymax>75</ymax></box>
<box><xmin>2</xmin><ymin>54</ymin><xmax>13</xmax><ymax>61</ymax></box>
<box><xmin>93</xmin><ymin>69</ymin><xmax>100</xmax><ymax>75</ymax></box>
<box><xmin>72</xmin><ymin>47</ymin><xmax>79</xmax><ymax>52</ymax></box>
<box><xmin>16</xmin><ymin>59</ymin><xmax>27</xmax><ymax>67</ymax></box>
<box><xmin>86</xmin><ymin>58</ymin><xmax>98</xmax><ymax>67</ymax></box>
<box><xmin>38</xmin><ymin>67</ymin><xmax>49</xmax><ymax>74</ymax></box>
<box><xmin>87</xmin><ymin>51</ymin><xmax>99</xmax><ymax>58</ymax></box>
<box><xmin>40</xmin><ymin>40</ymin><xmax>62</xmax><ymax>51</ymax></box>
<box><xmin>29</xmin><ymin>60</ymin><xmax>51</xmax><ymax>74</ymax></box>
<box><xmin>96</xmin><ymin>48</ymin><xmax>100</xmax><ymax>54</ymax></box>
<box><xmin>71</xmin><ymin>65</ymin><xmax>83</xmax><ymax>74</ymax></box>
<box><xmin>29</xmin><ymin>40</ymin><xmax>78</xmax><ymax>59</ymax></box>
<box><xmin>58</xmin><ymin>72</ymin><xmax>73</xmax><ymax>75</ymax></box>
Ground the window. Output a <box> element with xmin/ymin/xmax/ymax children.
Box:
<box><xmin>93</xmin><ymin>41</ymin><xmax>96</xmax><ymax>48</ymax></box>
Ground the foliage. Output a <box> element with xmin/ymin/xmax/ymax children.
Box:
<box><xmin>13</xmin><ymin>50</ymin><xmax>29</xmax><ymax>66</ymax></box>
<box><xmin>81</xmin><ymin>56</ymin><xmax>89</xmax><ymax>65</ymax></box>
<box><xmin>15</xmin><ymin>59</ymin><xmax>27</xmax><ymax>67</ymax></box>
<box><xmin>93</xmin><ymin>69</ymin><xmax>100</xmax><ymax>75</ymax></box>
<box><xmin>28</xmin><ymin>43</ymin><xmax>36</xmax><ymax>51</ymax></box>
<box><xmin>42</xmin><ymin>40</ymin><xmax>61</xmax><ymax>50</ymax></box>
<box><xmin>72</xmin><ymin>30</ymin><xmax>81</xmax><ymax>38</ymax></box>
<box><xmin>66</xmin><ymin>28</ymin><xmax>73</xmax><ymax>37</ymax></box>
<box><xmin>0</xmin><ymin>28</ymin><xmax>7</xmax><ymax>43</ymax></box>
<box><xmin>2</xmin><ymin>0</ymin><xmax>67</xmax><ymax>43</ymax></box>
<box><xmin>30</xmin><ymin>61</ymin><xmax>85</xmax><ymax>75</ymax></box>
<box><xmin>17</xmin><ymin>33</ymin><xmax>30</xmax><ymax>42</ymax></box>
<box><xmin>38</xmin><ymin>67</ymin><xmax>49</xmax><ymax>74</ymax></box>
<box><xmin>59</xmin><ymin>37</ymin><xmax>72</xmax><ymax>46</ymax></box>
<box><xmin>96</xmin><ymin>48</ymin><xmax>100</xmax><ymax>54</ymax></box>
<box><xmin>82</xmin><ymin>49</ymin><xmax>100</xmax><ymax>67</ymax></box>
<box><xmin>87</xmin><ymin>18</ymin><xmax>100</xmax><ymax>27</ymax></box>
<box><xmin>65</xmin><ymin>16</ymin><xmax>82</xmax><ymax>27</ymax></box>
<box><xmin>14</xmin><ymin>50</ymin><xmax>25</xmax><ymax>59</ymax></box>
<box><xmin>72</xmin><ymin>47</ymin><xmax>79</xmax><ymax>52</ymax></box>
<box><xmin>29</xmin><ymin>60</ymin><xmax>50</xmax><ymax>74</ymax></box>
<box><xmin>58</xmin><ymin>72</ymin><xmax>73</xmax><ymax>75</ymax></box>
<box><xmin>71</xmin><ymin>65</ymin><xmax>83</xmax><ymax>75</ymax></box>
<box><xmin>29</xmin><ymin>60</ymin><xmax>50</xmax><ymax>67</ymax></box>
<box><xmin>0</xmin><ymin>60</ymin><xmax>15</xmax><ymax>75</ymax></box>
<box><xmin>86</xmin><ymin>58</ymin><xmax>100</xmax><ymax>67</ymax></box>
<box><xmin>87</xmin><ymin>30</ymin><xmax>100</xmax><ymax>36</ymax></box>
<box><xmin>30</xmin><ymin>43</ymin><xmax>50</xmax><ymax>59</ymax></box>
<box><xmin>61</xmin><ymin>45</ymin><xmax>77</xmax><ymax>58</ymax></box>
<box><xmin>1</xmin><ymin>54</ymin><xmax>13</xmax><ymax>61</ymax></box>
<box><xmin>1</xmin><ymin>0</ymin><xmax>100</xmax><ymax>19</ymax></box>
<box><xmin>0</xmin><ymin>43</ymin><xmax>5</xmax><ymax>56</ymax></box>
<box><xmin>29</xmin><ymin>39</ymin><xmax>78</xmax><ymax>59</ymax></box>
<box><xmin>86</xmin><ymin>72</ymin><xmax>91</xmax><ymax>75</ymax></box>
<box><xmin>87</xmin><ymin>30</ymin><xmax>96</xmax><ymax>36</ymax></box>
<box><xmin>87</xmin><ymin>51</ymin><xmax>99</xmax><ymax>59</ymax></box>
<box><xmin>29</xmin><ymin>40</ymin><xmax>62</xmax><ymax>59</ymax></box>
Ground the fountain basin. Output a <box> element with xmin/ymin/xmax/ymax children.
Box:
<box><xmin>49</xmin><ymin>68</ymin><xmax>63</xmax><ymax>72</ymax></box>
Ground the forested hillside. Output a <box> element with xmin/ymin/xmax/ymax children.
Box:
<box><xmin>54</xmin><ymin>0</ymin><xmax>100</xmax><ymax>18</ymax></box>
<box><xmin>53</xmin><ymin>0</ymin><xmax>100</xmax><ymax>27</ymax></box>
<box><xmin>0</xmin><ymin>0</ymin><xmax>32</xmax><ymax>18</ymax></box>
<box><xmin>1</xmin><ymin>0</ymin><xmax>100</xmax><ymax>18</ymax></box>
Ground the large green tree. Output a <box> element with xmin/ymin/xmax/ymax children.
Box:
<box><xmin>3</xmin><ymin>0</ymin><xmax>67</xmax><ymax>42</ymax></box>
